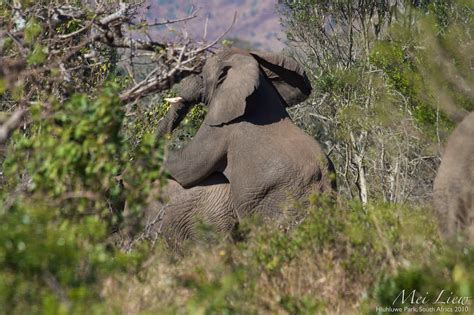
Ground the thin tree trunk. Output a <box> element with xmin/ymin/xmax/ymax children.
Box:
<box><xmin>350</xmin><ymin>131</ymin><xmax>368</xmax><ymax>205</ymax></box>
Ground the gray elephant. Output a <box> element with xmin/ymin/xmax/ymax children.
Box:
<box><xmin>433</xmin><ymin>112</ymin><xmax>474</xmax><ymax>242</ymax></box>
<box><xmin>148</xmin><ymin>48</ymin><xmax>336</xmax><ymax>248</ymax></box>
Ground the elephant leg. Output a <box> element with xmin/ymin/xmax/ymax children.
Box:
<box><xmin>251</xmin><ymin>189</ymin><xmax>310</xmax><ymax>228</ymax></box>
<box><xmin>449</xmin><ymin>191</ymin><xmax>473</xmax><ymax>242</ymax></box>
<box><xmin>237</xmin><ymin>180</ymin><xmax>334</xmax><ymax>225</ymax></box>
<box><xmin>144</xmin><ymin>173</ymin><xmax>236</xmax><ymax>250</ymax></box>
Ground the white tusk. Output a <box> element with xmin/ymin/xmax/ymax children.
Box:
<box><xmin>164</xmin><ymin>97</ymin><xmax>184</xmax><ymax>104</ymax></box>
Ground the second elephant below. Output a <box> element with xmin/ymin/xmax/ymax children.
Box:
<box><xmin>144</xmin><ymin>174</ymin><xmax>236</xmax><ymax>249</ymax></box>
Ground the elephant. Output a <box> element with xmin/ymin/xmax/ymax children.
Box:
<box><xmin>141</xmin><ymin>99</ymin><xmax>236</xmax><ymax>250</ymax></box>
<box><xmin>146</xmin><ymin>47</ymin><xmax>336</xmax><ymax>248</ymax></box>
<box><xmin>433</xmin><ymin>111</ymin><xmax>474</xmax><ymax>242</ymax></box>
<box><xmin>142</xmin><ymin>173</ymin><xmax>235</xmax><ymax>250</ymax></box>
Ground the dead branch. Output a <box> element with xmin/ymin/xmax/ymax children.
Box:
<box><xmin>99</xmin><ymin>2</ymin><xmax>128</xmax><ymax>25</ymax></box>
<box><xmin>0</xmin><ymin>1</ymin><xmax>236</xmax><ymax>137</ymax></box>
<box><xmin>0</xmin><ymin>108</ymin><xmax>27</xmax><ymax>144</ymax></box>
<box><xmin>119</xmin><ymin>12</ymin><xmax>237</xmax><ymax>103</ymax></box>
<box><xmin>145</xmin><ymin>8</ymin><xmax>200</xmax><ymax>26</ymax></box>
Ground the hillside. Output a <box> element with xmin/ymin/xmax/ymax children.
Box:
<box><xmin>148</xmin><ymin>0</ymin><xmax>286</xmax><ymax>51</ymax></box>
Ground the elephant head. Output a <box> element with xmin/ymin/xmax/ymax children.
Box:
<box><xmin>159</xmin><ymin>47</ymin><xmax>312</xmax><ymax>134</ymax></box>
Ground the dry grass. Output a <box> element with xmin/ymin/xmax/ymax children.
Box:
<box><xmin>100</xmin><ymin>199</ymin><xmax>445</xmax><ymax>314</ymax></box>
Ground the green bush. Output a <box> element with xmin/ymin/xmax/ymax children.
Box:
<box><xmin>0</xmin><ymin>86</ymin><xmax>164</xmax><ymax>314</ymax></box>
<box><xmin>1</xmin><ymin>1</ymin><xmax>472</xmax><ymax>314</ymax></box>
<box><xmin>104</xmin><ymin>197</ymin><xmax>442</xmax><ymax>314</ymax></box>
<box><xmin>366</xmin><ymin>245</ymin><xmax>474</xmax><ymax>314</ymax></box>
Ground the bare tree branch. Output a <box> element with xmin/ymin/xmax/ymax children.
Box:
<box><xmin>0</xmin><ymin>108</ymin><xmax>27</xmax><ymax>144</ymax></box>
<box><xmin>119</xmin><ymin>12</ymin><xmax>237</xmax><ymax>103</ymax></box>
<box><xmin>145</xmin><ymin>8</ymin><xmax>200</xmax><ymax>26</ymax></box>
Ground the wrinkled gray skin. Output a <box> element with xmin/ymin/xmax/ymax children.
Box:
<box><xmin>151</xmin><ymin>48</ymin><xmax>336</xmax><ymax>248</ymax></box>
<box><xmin>433</xmin><ymin>112</ymin><xmax>474</xmax><ymax>242</ymax></box>
<box><xmin>144</xmin><ymin>173</ymin><xmax>235</xmax><ymax>249</ymax></box>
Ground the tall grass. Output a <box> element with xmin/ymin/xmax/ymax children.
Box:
<box><xmin>102</xmin><ymin>197</ymin><xmax>474</xmax><ymax>314</ymax></box>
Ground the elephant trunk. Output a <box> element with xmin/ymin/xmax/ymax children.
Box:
<box><xmin>155</xmin><ymin>100</ymin><xmax>192</xmax><ymax>140</ymax></box>
<box><xmin>155</xmin><ymin>74</ymin><xmax>204</xmax><ymax>140</ymax></box>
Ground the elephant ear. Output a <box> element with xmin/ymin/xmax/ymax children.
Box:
<box><xmin>206</xmin><ymin>54</ymin><xmax>260</xmax><ymax>126</ymax></box>
<box><xmin>250</xmin><ymin>51</ymin><xmax>312</xmax><ymax>106</ymax></box>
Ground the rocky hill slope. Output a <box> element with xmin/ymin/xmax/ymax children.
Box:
<box><xmin>148</xmin><ymin>0</ymin><xmax>286</xmax><ymax>51</ymax></box>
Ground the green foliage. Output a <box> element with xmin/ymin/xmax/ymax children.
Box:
<box><xmin>368</xmin><ymin>0</ymin><xmax>473</xmax><ymax>132</ymax></box>
<box><xmin>1</xmin><ymin>1</ymin><xmax>472</xmax><ymax>314</ymax></box>
<box><xmin>170</xmin><ymin>103</ymin><xmax>207</xmax><ymax>147</ymax></box>
<box><xmin>0</xmin><ymin>1</ymin><xmax>207</xmax><ymax>313</ymax></box>
<box><xmin>222</xmin><ymin>39</ymin><xmax>234</xmax><ymax>47</ymax></box>
<box><xmin>123</xmin><ymin>91</ymin><xmax>207</xmax><ymax>153</ymax></box>
<box><xmin>56</xmin><ymin>19</ymin><xmax>83</xmax><ymax>35</ymax></box>
<box><xmin>369</xmin><ymin>40</ymin><xmax>445</xmax><ymax>129</ymax></box>
<box><xmin>0</xmin><ymin>79</ymin><xmax>6</xmax><ymax>95</ymax></box>
<box><xmin>7</xmin><ymin>90</ymin><xmax>122</xmax><ymax>196</ymax></box>
<box><xmin>252</xmin><ymin>198</ymin><xmax>439</xmax><ymax>276</ymax></box>
<box><xmin>180</xmin><ymin>266</ymin><xmax>250</xmax><ymax>314</ymax></box>
<box><xmin>104</xmin><ymin>198</ymin><xmax>443</xmax><ymax>314</ymax></box>
<box><xmin>281</xmin><ymin>0</ymin><xmax>473</xmax><ymax>202</ymax></box>
<box><xmin>24</xmin><ymin>18</ymin><xmax>42</xmax><ymax>44</ymax></box>
<box><xmin>366</xmin><ymin>246</ymin><xmax>474</xmax><ymax>314</ymax></box>
<box><xmin>27</xmin><ymin>43</ymin><xmax>47</xmax><ymax>65</ymax></box>
<box><xmin>0</xmin><ymin>85</ymin><xmax>163</xmax><ymax>313</ymax></box>
<box><xmin>0</xmin><ymin>200</ymin><xmax>127</xmax><ymax>314</ymax></box>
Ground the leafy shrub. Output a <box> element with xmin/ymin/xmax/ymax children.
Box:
<box><xmin>104</xmin><ymin>198</ymin><xmax>442</xmax><ymax>314</ymax></box>
<box><xmin>0</xmin><ymin>86</ymin><xmax>164</xmax><ymax>313</ymax></box>
<box><xmin>365</xmin><ymin>245</ymin><xmax>474</xmax><ymax>314</ymax></box>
